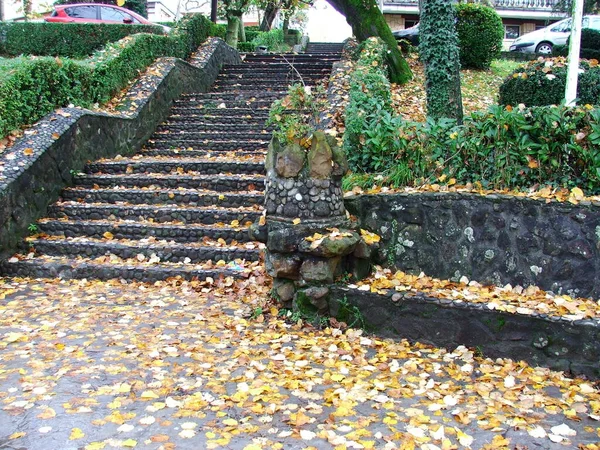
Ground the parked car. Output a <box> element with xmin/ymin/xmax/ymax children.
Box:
<box><xmin>509</xmin><ymin>15</ymin><xmax>600</xmax><ymax>54</ymax></box>
<box><xmin>45</xmin><ymin>3</ymin><xmax>170</xmax><ymax>32</ymax></box>
<box><xmin>393</xmin><ymin>23</ymin><xmax>420</xmax><ymax>46</ymax></box>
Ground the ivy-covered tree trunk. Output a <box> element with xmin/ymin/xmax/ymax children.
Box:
<box><xmin>238</xmin><ymin>18</ymin><xmax>247</xmax><ymax>42</ymax></box>
<box><xmin>326</xmin><ymin>0</ymin><xmax>412</xmax><ymax>84</ymax></box>
<box><xmin>226</xmin><ymin>14</ymin><xmax>242</xmax><ymax>47</ymax></box>
<box><xmin>420</xmin><ymin>0</ymin><xmax>463</xmax><ymax>123</ymax></box>
<box><xmin>259</xmin><ymin>2</ymin><xmax>279</xmax><ymax>31</ymax></box>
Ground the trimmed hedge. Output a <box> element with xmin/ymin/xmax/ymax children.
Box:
<box><xmin>553</xmin><ymin>28</ymin><xmax>600</xmax><ymax>60</ymax></box>
<box><xmin>499</xmin><ymin>57</ymin><xmax>600</xmax><ymax>106</ymax></box>
<box><xmin>0</xmin><ymin>13</ymin><xmax>217</xmax><ymax>137</ymax></box>
<box><xmin>0</xmin><ymin>22</ymin><xmax>165</xmax><ymax>58</ymax></box>
<box><xmin>455</xmin><ymin>3</ymin><xmax>504</xmax><ymax>70</ymax></box>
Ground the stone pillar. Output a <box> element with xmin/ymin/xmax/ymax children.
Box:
<box><xmin>252</xmin><ymin>131</ymin><xmax>373</xmax><ymax>317</ymax></box>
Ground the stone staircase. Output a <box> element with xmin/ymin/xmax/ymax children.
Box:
<box><xmin>1</xmin><ymin>45</ymin><xmax>343</xmax><ymax>282</ymax></box>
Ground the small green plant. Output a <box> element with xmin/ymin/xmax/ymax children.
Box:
<box><xmin>267</xmin><ymin>83</ymin><xmax>326</xmax><ymax>145</ymax></box>
<box><xmin>28</xmin><ymin>223</ymin><xmax>38</xmax><ymax>233</ymax></box>
<box><xmin>335</xmin><ymin>296</ymin><xmax>366</xmax><ymax>330</ymax></box>
<box><xmin>250</xmin><ymin>306</ymin><xmax>263</xmax><ymax>320</ymax></box>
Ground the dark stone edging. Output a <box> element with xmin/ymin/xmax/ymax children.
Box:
<box><xmin>345</xmin><ymin>191</ymin><xmax>600</xmax><ymax>299</ymax></box>
<box><xmin>0</xmin><ymin>38</ymin><xmax>241</xmax><ymax>259</ymax></box>
<box><xmin>330</xmin><ymin>285</ymin><xmax>600</xmax><ymax>380</ymax></box>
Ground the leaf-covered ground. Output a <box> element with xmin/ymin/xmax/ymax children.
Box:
<box><xmin>0</xmin><ymin>275</ymin><xmax>599</xmax><ymax>449</ymax></box>
<box><xmin>391</xmin><ymin>56</ymin><xmax>521</xmax><ymax>122</ymax></box>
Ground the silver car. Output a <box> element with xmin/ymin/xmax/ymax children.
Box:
<box><xmin>509</xmin><ymin>15</ymin><xmax>600</xmax><ymax>54</ymax></box>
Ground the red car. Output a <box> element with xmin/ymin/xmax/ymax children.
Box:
<box><xmin>45</xmin><ymin>3</ymin><xmax>170</xmax><ymax>32</ymax></box>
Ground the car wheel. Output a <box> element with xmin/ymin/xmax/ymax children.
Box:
<box><xmin>536</xmin><ymin>42</ymin><xmax>553</xmax><ymax>55</ymax></box>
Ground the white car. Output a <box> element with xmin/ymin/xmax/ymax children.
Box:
<box><xmin>509</xmin><ymin>15</ymin><xmax>600</xmax><ymax>54</ymax></box>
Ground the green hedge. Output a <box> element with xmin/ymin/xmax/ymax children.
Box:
<box><xmin>553</xmin><ymin>28</ymin><xmax>600</xmax><ymax>60</ymax></box>
<box><xmin>0</xmin><ymin>22</ymin><xmax>165</xmax><ymax>58</ymax></box>
<box><xmin>455</xmin><ymin>3</ymin><xmax>504</xmax><ymax>70</ymax></box>
<box><xmin>0</xmin><ymin>13</ymin><xmax>217</xmax><ymax>137</ymax></box>
<box><xmin>499</xmin><ymin>58</ymin><xmax>600</xmax><ymax>106</ymax></box>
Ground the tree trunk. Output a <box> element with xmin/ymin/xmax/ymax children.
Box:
<box><xmin>226</xmin><ymin>15</ymin><xmax>241</xmax><ymax>47</ymax></box>
<box><xmin>238</xmin><ymin>17</ymin><xmax>246</xmax><ymax>42</ymax></box>
<box><xmin>0</xmin><ymin>0</ymin><xmax>4</xmax><ymax>21</ymax></box>
<box><xmin>282</xmin><ymin>15</ymin><xmax>289</xmax><ymax>34</ymax></box>
<box><xmin>326</xmin><ymin>0</ymin><xmax>412</xmax><ymax>84</ymax></box>
<box><xmin>259</xmin><ymin>2</ymin><xmax>279</xmax><ymax>31</ymax></box>
<box><xmin>420</xmin><ymin>0</ymin><xmax>463</xmax><ymax>123</ymax></box>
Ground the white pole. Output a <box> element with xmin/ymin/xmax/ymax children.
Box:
<box><xmin>565</xmin><ymin>0</ymin><xmax>584</xmax><ymax>106</ymax></box>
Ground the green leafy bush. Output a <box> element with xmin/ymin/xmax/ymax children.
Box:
<box><xmin>0</xmin><ymin>22</ymin><xmax>165</xmax><ymax>58</ymax></box>
<box><xmin>346</xmin><ymin>105</ymin><xmax>600</xmax><ymax>193</ymax></box>
<box><xmin>499</xmin><ymin>57</ymin><xmax>600</xmax><ymax>106</ymax></box>
<box><xmin>0</xmin><ymin>13</ymin><xmax>218</xmax><ymax>137</ymax></box>
<box><xmin>237</xmin><ymin>42</ymin><xmax>256</xmax><ymax>52</ymax></box>
<box><xmin>455</xmin><ymin>3</ymin><xmax>504</xmax><ymax>70</ymax></box>
<box><xmin>344</xmin><ymin>37</ymin><xmax>402</xmax><ymax>173</ymax></box>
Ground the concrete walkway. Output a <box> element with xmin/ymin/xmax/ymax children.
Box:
<box><xmin>0</xmin><ymin>275</ymin><xmax>598</xmax><ymax>450</ymax></box>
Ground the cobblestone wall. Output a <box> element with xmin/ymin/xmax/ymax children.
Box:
<box><xmin>345</xmin><ymin>192</ymin><xmax>600</xmax><ymax>299</ymax></box>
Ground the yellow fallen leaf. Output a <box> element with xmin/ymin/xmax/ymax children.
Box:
<box><xmin>69</xmin><ymin>428</ymin><xmax>85</xmax><ymax>440</ymax></box>
<box><xmin>37</xmin><ymin>407</ymin><xmax>56</xmax><ymax>419</ymax></box>
<box><xmin>140</xmin><ymin>390</ymin><xmax>159</xmax><ymax>399</ymax></box>
<box><xmin>9</xmin><ymin>432</ymin><xmax>25</xmax><ymax>439</ymax></box>
<box><xmin>85</xmin><ymin>443</ymin><xmax>106</xmax><ymax>450</ymax></box>
<box><xmin>292</xmin><ymin>218</ymin><xmax>301</xmax><ymax>225</ymax></box>
<box><xmin>223</xmin><ymin>418</ymin><xmax>238</xmax><ymax>426</ymax></box>
<box><xmin>102</xmin><ymin>231</ymin><xmax>114</xmax><ymax>240</ymax></box>
<box><xmin>122</xmin><ymin>439</ymin><xmax>137</xmax><ymax>447</ymax></box>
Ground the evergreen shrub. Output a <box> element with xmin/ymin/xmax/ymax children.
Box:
<box><xmin>499</xmin><ymin>57</ymin><xmax>600</xmax><ymax>106</ymax></box>
<box><xmin>455</xmin><ymin>3</ymin><xmax>504</xmax><ymax>70</ymax></box>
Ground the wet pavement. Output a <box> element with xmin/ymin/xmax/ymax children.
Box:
<box><xmin>0</xmin><ymin>276</ymin><xmax>599</xmax><ymax>450</ymax></box>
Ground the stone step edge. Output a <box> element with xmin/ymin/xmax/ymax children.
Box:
<box><xmin>26</xmin><ymin>238</ymin><xmax>262</xmax><ymax>262</ymax></box>
<box><xmin>0</xmin><ymin>259</ymin><xmax>248</xmax><ymax>282</ymax></box>
<box><xmin>329</xmin><ymin>286</ymin><xmax>600</xmax><ymax>380</ymax></box>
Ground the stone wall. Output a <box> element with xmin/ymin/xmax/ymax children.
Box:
<box><xmin>330</xmin><ymin>286</ymin><xmax>600</xmax><ymax>379</ymax></box>
<box><xmin>0</xmin><ymin>38</ymin><xmax>240</xmax><ymax>259</ymax></box>
<box><xmin>345</xmin><ymin>192</ymin><xmax>600</xmax><ymax>299</ymax></box>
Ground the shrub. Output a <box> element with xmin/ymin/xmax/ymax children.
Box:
<box><xmin>251</xmin><ymin>29</ymin><xmax>288</xmax><ymax>52</ymax></box>
<box><xmin>0</xmin><ymin>13</ymin><xmax>218</xmax><ymax>137</ymax></box>
<box><xmin>344</xmin><ymin>38</ymin><xmax>402</xmax><ymax>173</ymax></box>
<box><xmin>344</xmin><ymin>105</ymin><xmax>600</xmax><ymax>193</ymax></box>
<box><xmin>499</xmin><ymin>57</ymin><xmax>600</xmax><ymax>106</ymax></box>
<box><xmin>237</xmin><ymin>42</ymin><xmax>255</xmax><ymax>52</ymax></box>
<box><xmin>455</xmin><ymin>3</ymin><xmax>504</xmax><ymax>70</ymax></box>
<box><xmin>0</xmin><ymin>22</ymin><xmax>165</xmax><ymax>58</ymax></box>
<box><xmin>554</xmin><ymin>28</ymin><xmax>600</xmax><ymax>60</ymax></box>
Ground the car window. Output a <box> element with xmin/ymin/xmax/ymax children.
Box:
<box><xmin>588</xmin><ymin>17</ymin><xmax>600</xmax><ymax>30</ymax></box>
<box><xmin>100</xmin><ymin>6</ymin><xmax>140</xmax><ymax>23</ymax></box>
<box><xmin>65</xmin><ymin>6</ymin><xmax>97</xmax><ymax>19</ymax></box>
<box><xmin>551</xmin><ymin>19</ymin><xmax>571</xmax><ymax>32</ymax></box>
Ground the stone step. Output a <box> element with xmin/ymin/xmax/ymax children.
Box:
<box><xmin>177</xmin><ymin>92</ymin><xmax>285</xmax><ymax>101</ymax></box>
<box><xmin>240</xmin><ymin>55</ymin><xmax>340</xmax><ymax>63</ymax></box>
<box><xmin>150</xmin><ymin>131</ymin><xmax>272</xmax><ymax>142</ymax></box>
<box><xmin>61</xmin><ymin>187</ymin><xmax>264</xmax><ymax>207</ymax></box>
<box><xmin>155</xmin><ymin>123</ymin><xmax>273</xmax><ymax>133</ymax></box>
<box><xmin>85</xmin><ymin>158</ymin><xmax>265</xmax><ymax>175</ymax></box>
<box><xmin>222</xmin><ymin>65</ymin><xmax>332</xmax><ymax>74</ymax></box>
<box><xmin>0</xmin><ymin>257</ymin><xmax>248</xmax><ymax>282</ymax></box>
<box><xmin>49</xmin><ymin>202</ymin><xmax>262</xmax><ymax>224</ymax></box>
<box><xmin>147</xmin><ymin>138</ymin><xmax>270</xmax><ymax>150</ymax></box>
<box><xmin>75</xmin><ymin>173</ymin><xmax>265</xmax><ymax>191</ymax></box>
<box><xmin>139</xmin><ymin>148</ymin><xmax>266</xmax><ymax>158</ymax></box>
<box><xmin>216</xmin><ymin>73</ymin><xmax>327</xmax><ymax>81</ymax></box>
<box><xmin>164</xmin><ymin>115</ymin><xmax>269</xmax><ymax>125</ymax></box>
<box><xmin>169</xmin><ymin>106</ymin><xmax>271</xmax><ymax>116</ymax></box>
<box><xmin>37</xmin><ymin>219</ymin><xmax>254</xmax><ymax>243</ymax></box>
<box><xmin>27</xmin><ymin>236</ymin><xmax>261</xmax><ymax>263</ymax></box>
<box><xmin>210</xmin><ymin>83</ymin><xmax>311</xmax><ymax>92</ymax></box>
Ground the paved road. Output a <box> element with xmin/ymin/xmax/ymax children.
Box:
<box><xmin>0</xmin><ymin>276</ymin><xmax>598</xmax><ymax>449</ymax></box>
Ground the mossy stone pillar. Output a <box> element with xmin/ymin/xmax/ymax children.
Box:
<box><xmin>251</xmin><ymin>131</ymin><xmax>372</xmax><ymax>316</ymax></box>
